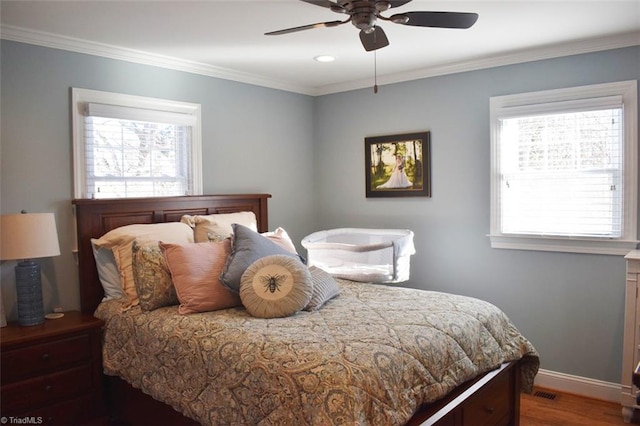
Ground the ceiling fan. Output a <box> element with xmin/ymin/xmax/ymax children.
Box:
<box><xmin>265</xmin><ymin>0</ymin><xmax>479</xmax><ymax>52</ymax></box>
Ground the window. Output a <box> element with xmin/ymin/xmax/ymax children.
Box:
<box><xmin>489</xmin><ymin>81</ymin><xmax>637</xmax><ymax>255</ymax></box>
<box><xmin>72</xmin><ymin>88</ymin><xmax>202</xmax><ymax>199</ymax></box>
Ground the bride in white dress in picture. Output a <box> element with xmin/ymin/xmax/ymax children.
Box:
<box><xmin>377</xmin><ymin>154</ymin><xmax>412</xmax><ymax>189</ymax></box>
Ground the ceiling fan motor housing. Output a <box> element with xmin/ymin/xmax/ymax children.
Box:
<box><xmin>352</xmin><ymin>12</ymin><xmax>377</xmax><ymax>31</ymax></box>
<box><xmin>336</xmin><ymin>0</ymin><xmax>391</xmax><ymax>11</ymax></box>
<box><xmin>338</xmin><ymin>1</ymin><xmax>392</xmax><ymax>32</ymax></box>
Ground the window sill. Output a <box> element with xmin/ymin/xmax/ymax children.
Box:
<box><xmin>488</xmin><ymin>234</ymin><xmax>638</xmax><ymax>255</ymax></box>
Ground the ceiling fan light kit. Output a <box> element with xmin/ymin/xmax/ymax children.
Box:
<box><xmin>390</xmin><ymin>14</ymin><xmax>410</xmax><ymax>24</ymax></box>
<box><xmin>265</xmin><ymin>0</ymin><xmax>479</xmax><ymax>52</ymax></box>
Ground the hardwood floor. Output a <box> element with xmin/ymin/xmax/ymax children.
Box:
<box><xmin>521</xmin><ymin>387</ymin><xmax>635</xmax><ymax>426</ymax></box>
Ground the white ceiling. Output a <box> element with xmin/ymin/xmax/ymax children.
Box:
<box><xmin>1</xmin><ymin>1</ymin><xmax>639</xmax><ymax>95</ymax></box>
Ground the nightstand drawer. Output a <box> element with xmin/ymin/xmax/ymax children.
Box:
<box><xmin>0</xmin><ymin>311</ymin><xmax>105</xmax><ymax>423</ymax></box>
<box><xmin>1</xmin><ymin>365</ymin><xmax>93</xmax><ymax>413</ymax></box>
<box><xmin>1</xmin><ymin>334</ymin><xmax>91</xmax><ymax>383</ymax></box>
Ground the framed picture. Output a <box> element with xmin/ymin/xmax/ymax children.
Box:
<box><xmin>365</xmin><ymin>131</ymin><xmax>431</xmax><ymax>198</ymax></box>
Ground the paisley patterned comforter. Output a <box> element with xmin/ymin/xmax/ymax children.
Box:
<box><xmin>95</xmin><ymin>280</ymin><xmax>539</xmax><ymax>425</ymax></box>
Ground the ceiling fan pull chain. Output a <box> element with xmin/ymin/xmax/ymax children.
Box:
<box><xmin>374</xmin><ymin>39</ymin><xmax>378</xmax><ymax>94</ymax></box>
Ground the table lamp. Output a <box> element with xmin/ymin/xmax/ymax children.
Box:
<box><xmin>0</xmin><ymin>212</ymin><xmax>61</xmax><ymax>326</ymax></box>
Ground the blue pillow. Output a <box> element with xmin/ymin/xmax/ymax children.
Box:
<box><xmin>220</xmin><ymin>223</ymin><xmax>302</xmax><ymax>293</ymax></box>
<box><xmin>304</xmin><ymin>266</ymin><xmax>340</xmax><ymax>311</ymax></box>
<box><xmin>91</xmin><ymin>238</ymin><xmax>124</xmax><ymax>301</ymax></box>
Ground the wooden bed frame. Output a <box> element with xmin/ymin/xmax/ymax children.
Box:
<box><xmin>73</xmin><ymin>194</ymin><xmax>522</xmax><ymax>426</ymax></box>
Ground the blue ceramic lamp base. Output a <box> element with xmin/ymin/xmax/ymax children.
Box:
<box><xmin>15</xmin><ymin>260</ymin><xmax>44</xmax><ymax>326</ymax></box>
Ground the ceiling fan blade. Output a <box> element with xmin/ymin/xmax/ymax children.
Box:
<box><xmin>388</xmin><ymin>1</ymin><xmax>413</xmax><ymax>8</ymax></box>
<box><xmin>299</xmin><ymin>0</ymin><xmax>338</xmax><ymax>8</ymax></box>
<box><xmin>265</xmin><ymin>20</ymin><xmax>346</xmax><ymax>36</ymax></box>
<box><xmin>359</xmin><ymin>26</ymin><xmax>390</xmax><ymax>52</ymax></box>
<box><xmin>396</xmin><ymin>11</ymin><xmax>479</xmax><ymax>29</ymax></box>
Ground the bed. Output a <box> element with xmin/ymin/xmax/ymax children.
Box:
<box><xmin>73</xmin><ymin>194</ymin><xmax>539</xmax><ymax>426</ymax></box>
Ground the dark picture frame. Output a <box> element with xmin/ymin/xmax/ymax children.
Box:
<box><xmin>365</xmin><ymin>131</ymin><xmax>431</xmax><ymax>198</ymax></box>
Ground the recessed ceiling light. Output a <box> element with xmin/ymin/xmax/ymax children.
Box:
<box><xmin>314</xmin><ymin>55</ymin><xmax>335</xmax><ymax>63</ymax></box>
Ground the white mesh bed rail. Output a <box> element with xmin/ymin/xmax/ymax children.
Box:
<box><xmin>301</xmin><ymin>228</ymin><xmax>415</xmax><ymax>283</ymax></box>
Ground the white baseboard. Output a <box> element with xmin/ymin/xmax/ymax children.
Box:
<box><xmin>534</xmin><ymin>368</ymin><xmax>621</xmax><ymax>403</ymax></box>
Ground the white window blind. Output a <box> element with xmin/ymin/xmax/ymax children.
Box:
<box><xmin>85</xmin><ymin>103</ymin><xmax>198</xmax><ymax>126</ymax></box>
<box><xmin>72</xmin><ymin>88</ymin><xmax>202</xmax><ymax>199</ymax></box>
<box><xmin>489</xmin><ymin>81</ymin><xmax>638</xmax><ymax>255</ymax></box>
<box><xmin>499</xmin><ymin>105</ymin><xmax>622</xmax><ymax>238</ymax></box>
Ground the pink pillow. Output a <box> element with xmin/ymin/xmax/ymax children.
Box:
<box><xmin>160</xmin><ymin>240</ymin><xmax>240</xmax><ymax>315</ymax></box>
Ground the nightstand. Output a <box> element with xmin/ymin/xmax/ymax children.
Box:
<box><xmin>0</xmin><ymin>311</ymin><xmax>105</xmax><ymax>425</ymax></box>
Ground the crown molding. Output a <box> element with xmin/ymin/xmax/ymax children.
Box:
<box><xmin>2</xmin><ymin>25</ymin><xmax>638</xmax><ymax>97</ymax></box>
<box><xmin>312</xmin><ymin>31</ymin><xmax>640</xmax><ymax>96</ymax></box>
<box><xmin>0</xmin><ymin>25</ymin><xmax>315</xmax><ymax>96</ymax></box>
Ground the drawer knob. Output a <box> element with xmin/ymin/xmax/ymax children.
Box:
<box><xmin>485</xmin><ymin>406</ymin><xmax>495</xmax><ymax>414</ymax></box>
<box><xmin>42</xmin><ymin>353</ymin><xmax>50</xmax><ymax>361</ymax></box>
<box><xmin>45</xmin><ymin>385</ymin><xmax>53</xmax><ymax>392</ymax></box>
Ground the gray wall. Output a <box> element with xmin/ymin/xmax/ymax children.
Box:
<box><xmin>0</xmin><ymin>40</ymin><xmax>316</xmax><ymax>320</ymax></box>
<box><xmin>1</xmin><ymin>39</ymin><xmax>639</xmax><ymax>385</ymax></box>
<box><xmin>312</xmin><ymin>46</ymin><xmax>640</xmax><ymax>383</ymax></box>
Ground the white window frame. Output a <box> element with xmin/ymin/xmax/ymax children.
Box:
<box><xmin>489</xmin><ymin>81</ymin><xmax>638</xmax><ymax>255</ymax></box>
<box><xmin>71</xmin><ymin>88</ymin><xmax>202</xmax><ymax>198</ymax></box>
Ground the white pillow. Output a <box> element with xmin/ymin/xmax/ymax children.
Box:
<box><xmin>261</xmin><ymin>227</ymin><xmax>298</xmax><ymax>254</ymax></box>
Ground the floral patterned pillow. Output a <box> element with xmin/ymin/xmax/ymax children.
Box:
<box><xmin>94</xmin><ymin>222</ymin><xmax>194</xmax><ymax>307</ymax></box>
<box><xmin>132</xmin><ymin>240</ymin><xmax>178</xmax><ymax>311</ymax></box>
<box><xmin>180</xmin><ymin>211</ymin><xmax>257</xmax><ymax>243</ymax></box>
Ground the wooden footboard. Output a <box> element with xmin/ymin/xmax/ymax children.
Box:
<box><xmin>105</xmin><ymin>375</ymin><xmax>199</xmax><ymax>426</ymax></box>
<box><xmin>408</xmin><ymin>360</ymin><xmax>521</xmax><ymax>426</ymax></box>
<box><xmin>105</xmin><ymin>360</ymin><xmax>521</xmax><ymax>426</ymax></box>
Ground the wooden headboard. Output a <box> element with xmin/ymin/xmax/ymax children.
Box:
<box><xmin>73</xmin><ymin>194</ymin><xmax>271</xmax><ymax>315</ymax></box>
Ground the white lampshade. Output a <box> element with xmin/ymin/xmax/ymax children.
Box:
<box><xmin>1</xmin><ymin>213</ymin><xmax>61</xmax><ymax>261</ymax></box>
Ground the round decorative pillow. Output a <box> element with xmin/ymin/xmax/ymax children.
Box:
<box><xmin>240</xmin><ymin>255</ymin><xmax>313</xmax><ymax>318</ymax></box>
